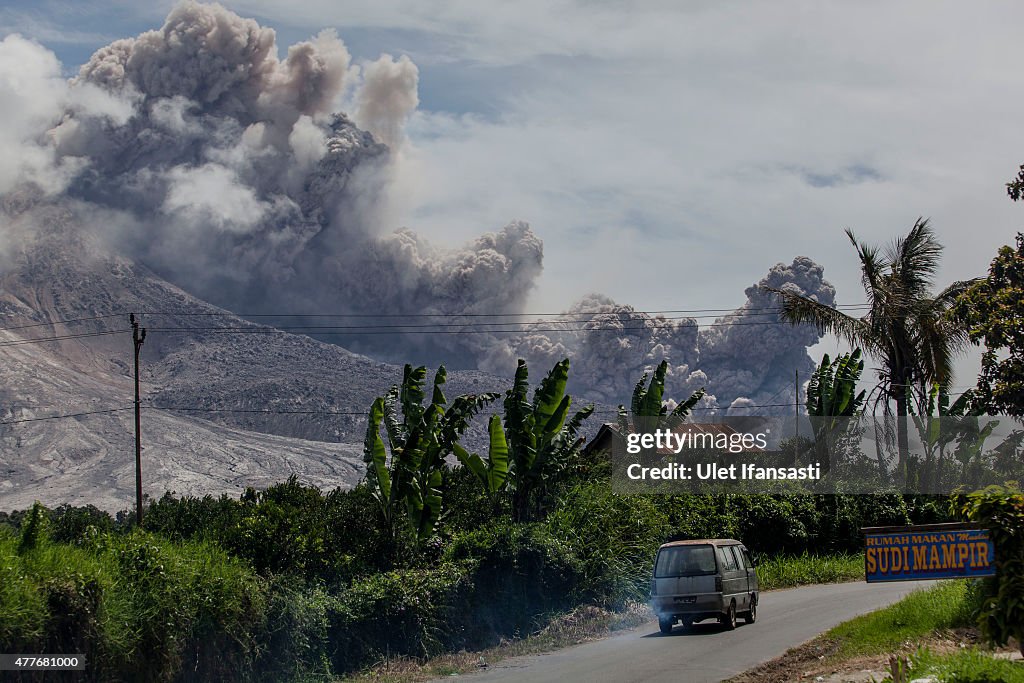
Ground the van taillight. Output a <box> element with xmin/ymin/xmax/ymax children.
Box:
<box><xmin>715</xmin><ymin>576</ymin><xmax>723</xmax><ymax>592</ymax></box>
<box><xmin>650</xmin><ymin>579</ymin><xmax>657</xmax><ymax>596</ymax></box>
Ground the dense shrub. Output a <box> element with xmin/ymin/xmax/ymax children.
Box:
<box><xmin>732</xmin><ymin>495</ymin><xmax>815</xmax><ymax>555</ymax></box>
<box><xmin>256</xmin><ymin>576</ymin><xmax>336</xmax><ymax>681</ymax></box>
<box><xmin>48</xmin><ymin>504</ymin><xmax>116</xmax><ymax>544</ymax></box>
<box><xmin>656</xmin><ymin>494</ymin><xmax>741</xmax><ymax>541</ymax></box>
<box><xmin>443</xmin><ymin>522</ymin><xmax>584</xmax><ymax>643</ymax></box>
<box><xmin>547</xmin><ymin>480</ymin><xmax>667</xmax><ymax>606</ymax></box>
<box><xmin>956</xmin><ymin>484</ymin><xmax>1024</xmax><ymax>656</ymax></box>
<box><xmin>328</xmin><ymin>562</ymin><xmax>474</xmax><ymax>672</ymax></box>
<box><xmin>144</xmin><ymin>491</ymin><xmax>243</xmax><ymax>543</ymax></box>
<box><xmin>0</xmin><ymin>525</ymin><xmax>268</xmax><ymax>682</ymax></box>
<box><xmin>145</xmin><ymin>479</ymin><xmax>401</xmax><ymax>584</ymax></box>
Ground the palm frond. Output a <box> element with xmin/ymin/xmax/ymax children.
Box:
<box><xmin>846</xmin><ymin>227</ymin><xmax>887</xmax><ymax>312</ymax></box>
<box><xmin>888</xmin><ymin>218</ymin><xmax>942</xmax><ymax>302</ymax></box>
<box><xmin>765</xmin><ymin>287</ymin><xmax>880</xmax><ymax>356</ymax></box>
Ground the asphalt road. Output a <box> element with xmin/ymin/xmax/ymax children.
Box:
<box><xmin>445</xmin><ymin>580</ymin><xmax>936</xmax><ymax>683</ymax></box>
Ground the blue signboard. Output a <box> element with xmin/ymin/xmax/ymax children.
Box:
<box><xmin>863</xmin><ymin>525</ymin><xmax>995</xmax><ymax>583</ymax></box>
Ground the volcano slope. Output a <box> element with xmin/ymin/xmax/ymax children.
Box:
<box><xmin>0</xmin><ymin>200</ymin><xmax>515</xmax><ymax>511</ymax></box>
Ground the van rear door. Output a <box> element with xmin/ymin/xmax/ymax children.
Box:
<box><xmin>740</xmin><ymin>546</ymin><xmax>759</xmax><ymax>593</ymax></box>
<box><xmin>653</xmin><ymin>545</ymin><xmax>718</xmax><ymax>597</ymax></box>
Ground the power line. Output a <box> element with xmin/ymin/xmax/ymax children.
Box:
<box><xmin>148</xmin><ymin>405</ymin><xmax>371</xmax><ymax>416</ymax></box>
<box><xmin>145</xmin><ymin>311</ymin><xmax>842</xmax><ymax>331</ymax></box>
<box><xmin>0</xmin><ymin>397</ymin><xmax>983</xmax><ymax>425</ymax></box>
<box><xmin>0</xmin><ymin>329</ymin><xmax>131</xmax><ymax>347</ymax></box>
<box><xmin>0</xmin><ymin>313</ymin><xmax>125</xmax><ymax>332</ymax></box>
<box><xmin>146</xmin><ymin>402</ymin><xmax>802</xmax><ymax>416</ymax></box>
<box><xmin>0</xmin><ymin>407</ymin><xmax>133</xmax><ymax>425</ymax></box>
<box><xmin>140</xmin><ymin>303</ymin><xmax>872</xmax><ymax>319</ymax></box>
<box><xmin>145</xmin><ymin>317</ymin><xmax>873</xmax><ymax>336</ymax></box>
<box><xmin>0</xmin><ymin>304</ymin><xmax>875</xmax><ymax>329</ymax></box>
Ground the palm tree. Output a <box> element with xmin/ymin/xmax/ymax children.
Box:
<box><xmin>766</xmin><ymin>219</ymin><xmax>976</xmax><ymax>481</ymax></box>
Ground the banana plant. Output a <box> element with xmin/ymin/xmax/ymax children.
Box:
<box><xmin>807</xmin><ymin>349</ymin><xmax>866</xmax><ymax>419</ymax></box>
<box><xmin>616</xmin><ymin>360</ymin><xmax>706</xmax><ymax>434</ymax></box>
<box><xmin>364</xmin><ymin>364</ymin><xmax>498</xmax><ymax>543</ymax></box>
<box><xmin>805</xmin><ymin>349</ymin><xmax>866</xmax><ymax>470</ymax></box>
<box><xmin>503</xmin><ymin>358</ymin><xmax>594</xmax><ymax>522</ymax></box>
<box><xmin>453</xmin><ymin>414</ymin><xmax>509</xmax><ymax>500</ymax></box>
<box><xmin>908</xmin><ymin>383</ymin><xmax>980</xmax><ymax>489</ymax></box>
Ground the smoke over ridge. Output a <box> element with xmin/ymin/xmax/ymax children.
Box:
<box><xmin>0</xmin><ymin>1</ymin><xmax>835</xmax><ymax>411</ymax></box>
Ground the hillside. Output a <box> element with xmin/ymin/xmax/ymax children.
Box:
<box><xmin>0</xmin><ymin>198</ymin><xmax>524</xmax><ymax>511</ymax></box>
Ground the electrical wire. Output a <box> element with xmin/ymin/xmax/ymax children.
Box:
<box><xmin>0</xmin><ymin>407</ymin><xmax>133</xmax><ymax>425</ymax></box>
<box><xmin>0</xmin><ymin>330</ymin><xmax>131</xmax><ymax>347</ymax></box>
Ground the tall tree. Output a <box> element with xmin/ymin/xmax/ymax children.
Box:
<box><xmin>953</xmin><ymin>233</ymin><xmax>1024</xmax><ymax>417</ymax></box>
<box><xmin>767</xmin><ymin>219</ymin><xmax>975</xmax><ymax>481</ymax></box>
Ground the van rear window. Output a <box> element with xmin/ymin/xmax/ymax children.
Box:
<box><xmin>654</xmin><ymin>545</ymin><xmax>717</xmax><ymax>577</ymax></box>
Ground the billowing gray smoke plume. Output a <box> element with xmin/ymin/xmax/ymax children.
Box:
<box><xmin>699</xmin><ymin>257</ymin><xmax>836</xmax><ymax>411</ymax></box>
<box><xmin>497</xmin><ymin>258</ymin><xmax>835</xmax><ymax>412</ymax></box>
<box><xmin>2</xmin><ymin>1</ymin><xmax>542</xmax><ymax>364</ymax></box>
<box><xmin>0</xmin><ymin>1</ymin><xmax>834</xmax><ymax>410</ymax></box>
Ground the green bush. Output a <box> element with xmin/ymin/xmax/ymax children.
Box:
<box><xmin>443</xmin><ymin>522</ymin><xmax>584</xmax><ymax>643</ymax></box>
<box><xmin>256</xmin><ymin>576</ymin><xmax>336</xmax><ymax>681</ymax></box>
<box><xmin>144</xmin><ymin>491</ymin><xmax>242</xmax><ymax>543</ymax></box>
<box><xmin>328</xmin><ymin>562</ymin><xmax>473</xmax><ymax>672</ymax></box>
<box><xmin>733</xmin><ymin>495</ymin><xmax>814</xmax><ymax>555</ymax></box>
<box><xmin>957</xmin><ymin>484</ymin><xmax>1024</xmax><ymax>656</ymax></box>
<box><xmin>0</xmin><ymin>524</ymin><xmax>268</xmax><ymax>682</ymax></box>
<box><xmin>547</xmin><ymin>480</ymin><xmax>667</xmax><ymax>606</ymax></box>
<box><xmin>48</xmin><ymin>504</ymin><xmax>115</xmax><ymax>544</ymax></box>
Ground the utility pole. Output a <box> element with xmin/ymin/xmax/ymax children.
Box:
<box><xmin>794</xmin><ymin>369</ymin><xmax>800</xmax><ymax>463</ymax></box>
<box><xmin>130</xmin><ymin>314</ymin><xmax>146</xmax><ymax>527</ymax></box>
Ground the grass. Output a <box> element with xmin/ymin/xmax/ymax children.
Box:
<box><xmin>729</xmin><ymin>581</ymin><xmax>1018</xmax><ymax>683</ymax></box>
<box><xmin>755</xmin><ymin>551</ymin><xmax>864</xmax><ymax>590</ymax></box>
<box><xmin>908</xmin><ymin>647</ymin><xmax>1024</xmax><ymax>683</ymax></box>
<box><xmin>0</xmin><ymin>525</ymin><xmax>268</xmax><ymax>680</ymax></box>
<box><xmin>827</xmin><ymin>580</ymin><xmax>977</xmax><ymax>658</ymax></box>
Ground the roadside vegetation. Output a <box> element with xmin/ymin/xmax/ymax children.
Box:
<box><xmin>753</xmin><ymin>551</ymin><xmax>864</xmax><ymax>590</ymax></box>
<box><xmin>828</xmin><ymin>580</ymin><xmax>978</xmax><ymax>658</ymax></box>
<box><xmin>0</xmin><ymin>477</ymin><xmax>945</xmax><ymax>680</ymax></box>
<box><xmin>732</xmin><ymin>580</ymin><xmax>1023</xmax><ymax>683</ymax></box>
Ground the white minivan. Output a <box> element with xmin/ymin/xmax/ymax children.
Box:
<box><xmin>650</xmin><ymin>539</ymin><xmax>759</xmax><ymax>633</ymax></box>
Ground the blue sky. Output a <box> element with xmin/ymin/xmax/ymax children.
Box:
<box><xmin>4</xmin><ymin>0</ymin><xmax>1024</xmax><ymax>387</ymax></box>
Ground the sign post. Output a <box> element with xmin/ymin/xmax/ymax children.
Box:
<box><xmin>861</xmin><ymin>522</ymin><xmax>995</xmax><ymax>583</ymax></box>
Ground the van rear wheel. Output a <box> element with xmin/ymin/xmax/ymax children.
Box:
<box><xmin>744</xmin><ymin>600</ymin><xmax>757</xmax><ymax>624</ymax></box>
<box><xmin>720</xmin><ymin>602</ymin><xmax>737</xmax><ymax>630</ymax></box>
<box><xmin>658</xmin><ymin>616</ymin><xmax>674</xmax><ymax>634</ymax></box>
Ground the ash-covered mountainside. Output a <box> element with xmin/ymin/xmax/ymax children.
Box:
<box><xmin>0</xmin><ymin>199</ymin><xmax>525</xmax><ymax>447</ymax></box>
<box><xmin>1</xmin><ymin>200</ymin><xmax>587</xmax><ymax>510</ymax></box>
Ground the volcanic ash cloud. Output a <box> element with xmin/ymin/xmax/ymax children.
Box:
<box><xmin>0</xmin><ymin>1</ymin><xmax>834</xmax><ymax>411</ymax></box>
<box><xmin>1</xmin><ymin>1</ymin><xmax>543</xmax><ymax>353</ymax></box>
